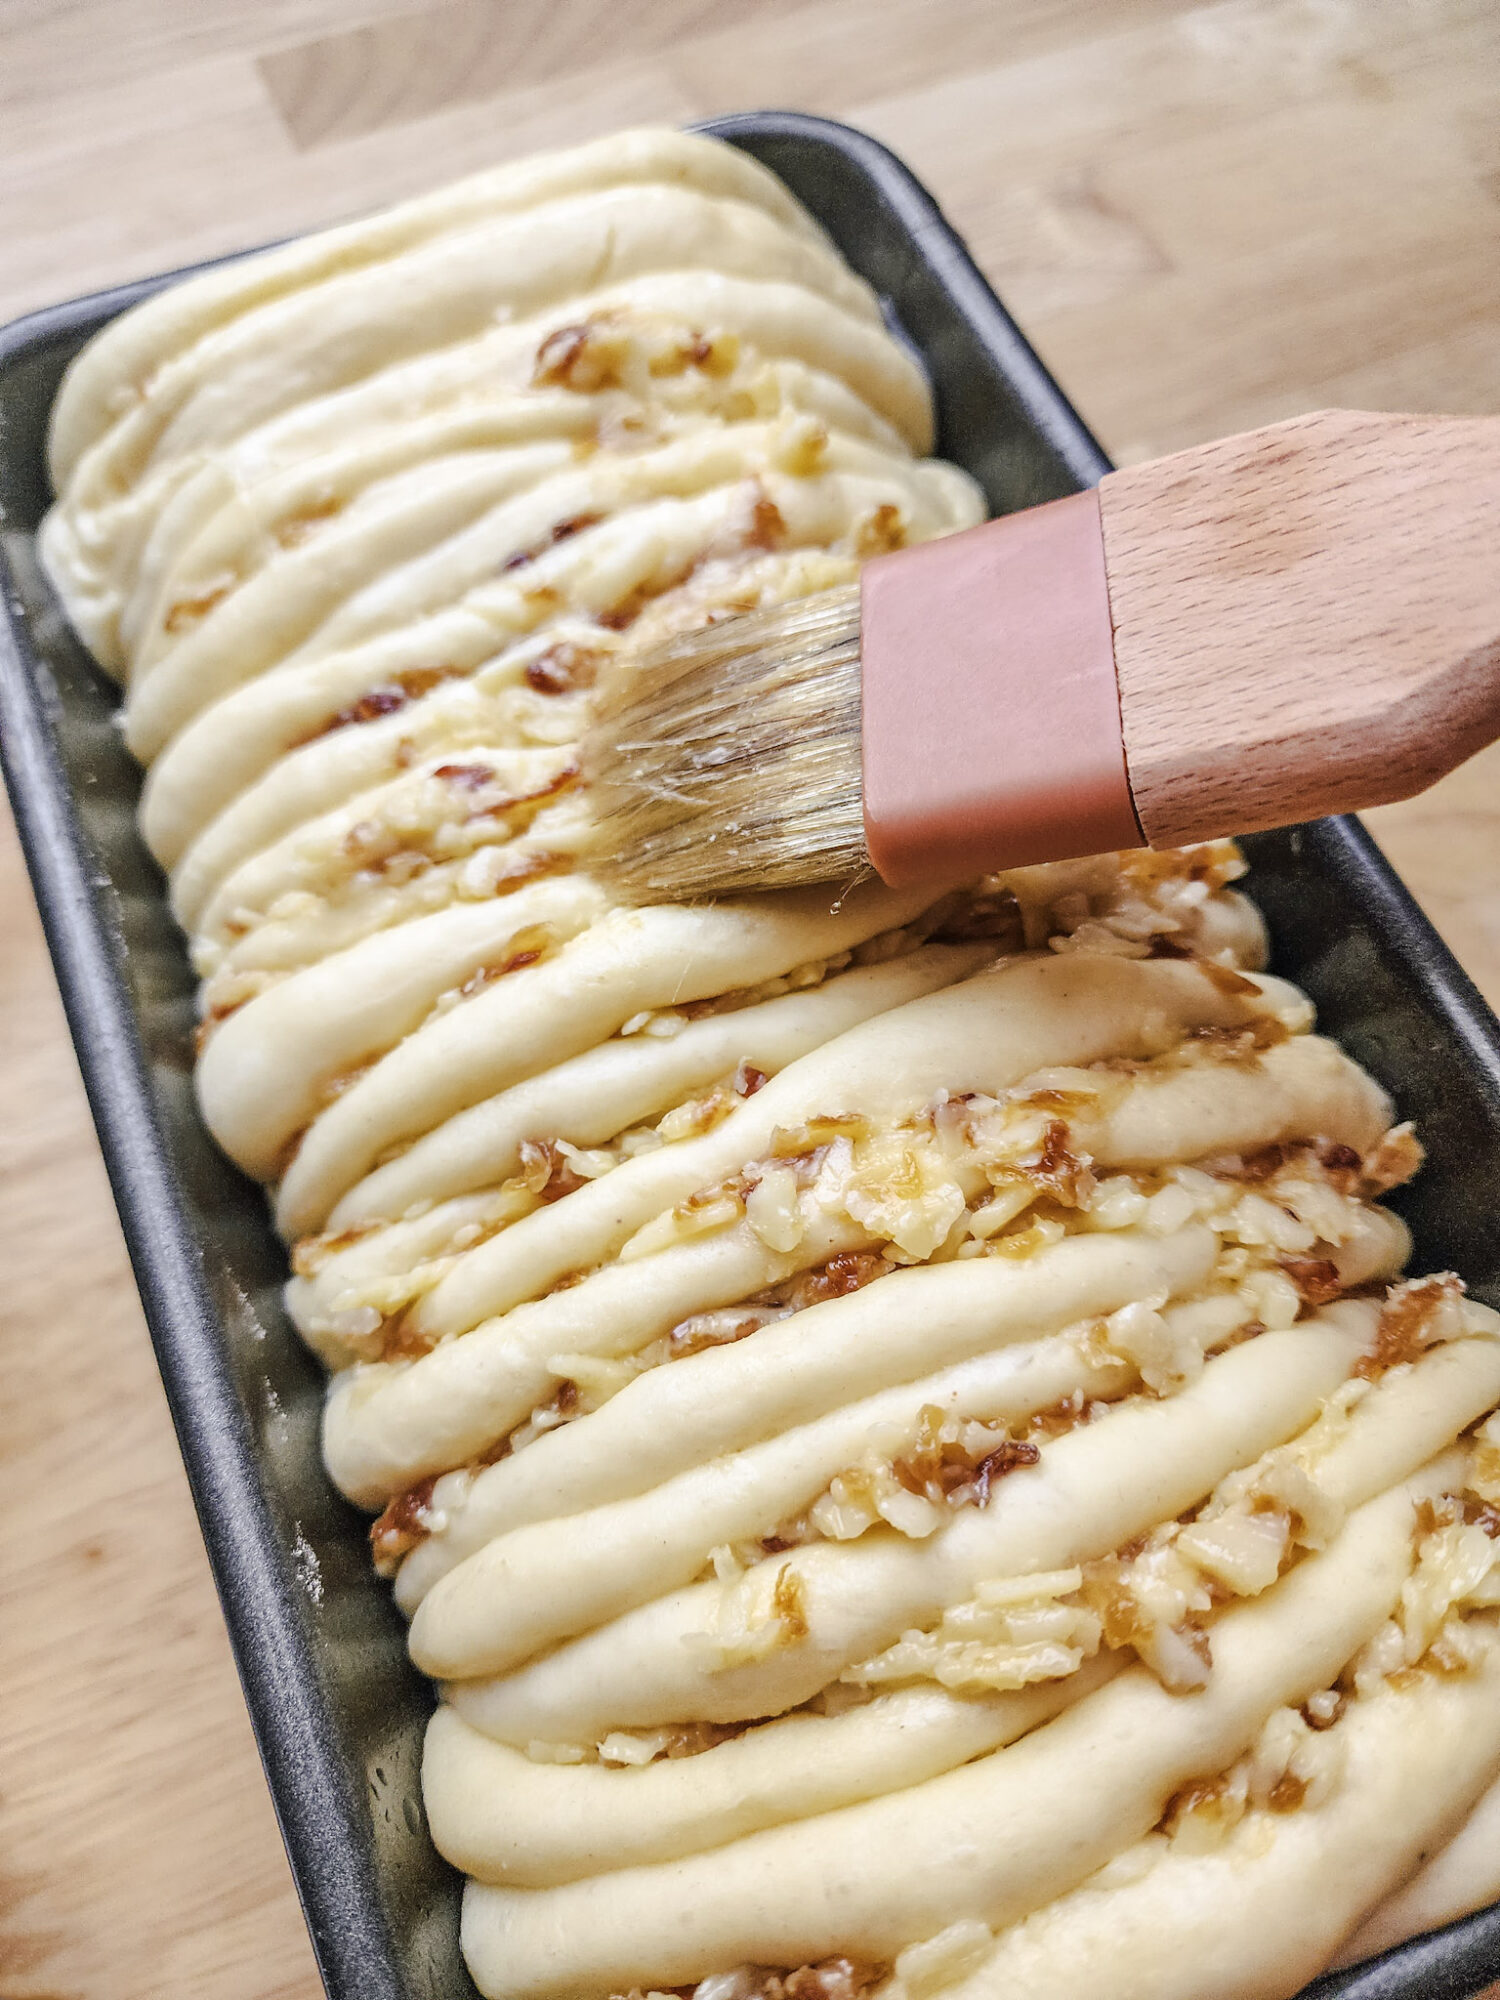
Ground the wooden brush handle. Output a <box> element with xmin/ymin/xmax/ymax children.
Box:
<box><xmin>1099</xmin><ymin>408</ymin><xmax>1500</xmax><ymax>847</ymax></box>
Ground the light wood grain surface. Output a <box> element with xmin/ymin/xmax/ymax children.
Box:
<box><xmin>2</xmin><ymin>4</ymin><xmax>1498</xmax><ymax>1997</ymax></box>
<box><xmin>1103</xmin><ymin>409</ymin><xmax>1500</xmax><ymax>845</ymax></box>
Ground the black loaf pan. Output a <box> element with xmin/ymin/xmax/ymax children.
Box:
<box><xmin>2</xmin><ymin>109</ymin><xmax>1499</xmax><ymax>2000</ymax></box>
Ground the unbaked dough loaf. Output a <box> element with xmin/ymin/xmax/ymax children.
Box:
<box><xmin>41</xmin><ymin>124</ymin><xmax>1500</xmax><ymax>2000</ymax></box>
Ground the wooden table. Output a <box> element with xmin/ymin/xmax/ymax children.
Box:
<box><xmin>2</xmin><ymin>3</ymin><xmax>1498</xmax><ymax>1994</ymax></box>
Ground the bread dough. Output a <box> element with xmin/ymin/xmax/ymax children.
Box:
<box><xmin>41</xmin><ymin>123</ymin><xmax>1500</xmax><ymax>2000</ymax></box>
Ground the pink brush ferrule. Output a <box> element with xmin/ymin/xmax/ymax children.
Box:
<box><xmin>858</xmin><ymin>489</ymin><xmax>1144</xmax><ymax>888</ymax></box>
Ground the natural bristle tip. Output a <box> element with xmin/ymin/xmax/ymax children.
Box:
<box><xmin>583</xmin><ymin>584</ymin><xmax>869</xmax><ymax>901</ymax></box>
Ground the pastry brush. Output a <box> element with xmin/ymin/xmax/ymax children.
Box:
<box><xmin>584</xmin><ymin>408</ymin><xmax>1500</xmax><ymax>898</ymax></box>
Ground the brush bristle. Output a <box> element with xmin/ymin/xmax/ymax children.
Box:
<box><xmin>583</xmin><ymin>583</ymin><xmax>868</xmax><ymax>901</ymax></box>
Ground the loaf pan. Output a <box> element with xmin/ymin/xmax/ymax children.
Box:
<box><xmin>2</xmin><ymin>109</ymin><xmax>1499</xmax><ymax>2000</ymax></box>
